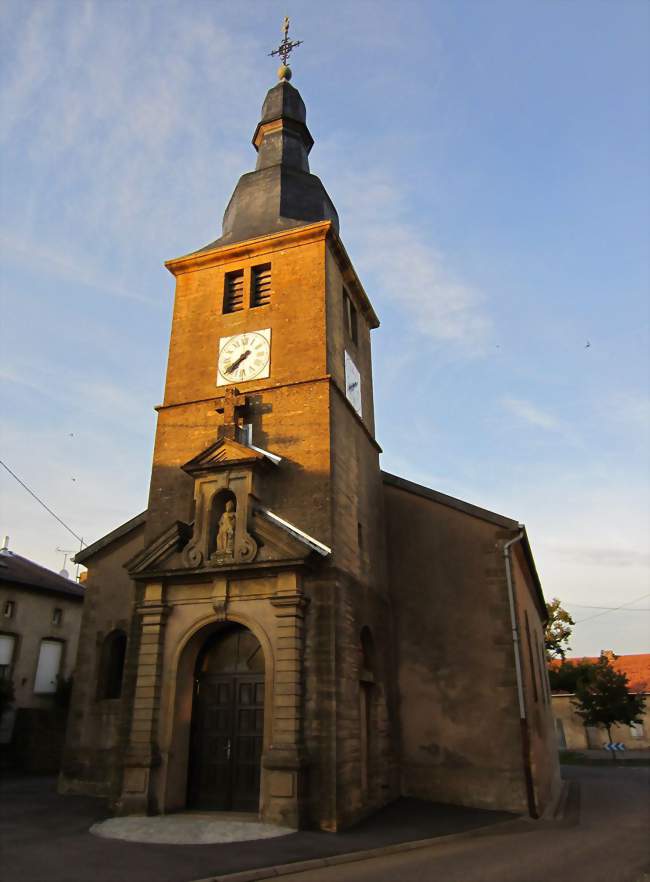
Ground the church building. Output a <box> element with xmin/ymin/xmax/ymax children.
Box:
<box><xmin>60</xmin><ymin>43</ymin><xmax>560</xmax><ymax>830</ymax></box>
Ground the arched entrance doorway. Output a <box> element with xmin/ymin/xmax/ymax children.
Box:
<box><xmin>187</xmin><ymin>623</ymin><xmax>265</xmax><ymax>811</ymax></box>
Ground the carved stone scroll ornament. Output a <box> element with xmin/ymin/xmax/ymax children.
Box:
<box><xmin>183</xmin><ymin>544</ymin><xmax>204</xmax><ymax>568</ymax></box>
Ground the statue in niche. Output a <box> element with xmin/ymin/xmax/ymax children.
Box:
<box><xmin>215</xmin><ymin>500</ymin><xmax>236</xmax><ymax>556</ymax></box>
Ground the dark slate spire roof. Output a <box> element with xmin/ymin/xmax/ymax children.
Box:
<box><xmin>196</xmin><ymin>80</ymin><xmax>339</xmax><ymax>253</ymax></box>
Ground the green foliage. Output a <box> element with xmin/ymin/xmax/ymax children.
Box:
<box><xmin>573</xmin><ymin>654</ymin><xmax>646</xmax><ymax>743</ymax></box>
<box><xmin>0</xmin><ymin>677</ymin><xmax>15</xmax><ymax>718</ymax></box>
<box><xmin>549</xmin><ymin>658</ymin><xmax>596</xmax><ymax>693</ymax></box>
<box><xmin>545</xmin><ymin>597</ymin><xmax>575</xmax><ymax>659</ymax></box>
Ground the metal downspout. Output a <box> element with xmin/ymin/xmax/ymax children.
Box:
<box><xmin>503</xmin><ymin>529</ymin><xmax>538</xmax><ymax>818</ymax></box>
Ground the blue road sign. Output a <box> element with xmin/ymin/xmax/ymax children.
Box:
<box><xmin>604</xmin><ymin>743</ymin><xmax>626</xmax><ymax>751</ymax></box>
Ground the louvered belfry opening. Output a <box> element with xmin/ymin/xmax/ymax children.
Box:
<box><xmin>251</xmin><ymin>263</ymin><xmax>272</xmax><ymax>308</ymax></box>
<box><xmin>223</xmin><ymin>270</ymin><xmax>244</xmax><ymax>313</ymax></box>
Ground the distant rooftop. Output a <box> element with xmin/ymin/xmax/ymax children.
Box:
<box><xmin>0</xmin><ymin>549</ymin><xmax>84</xmax><ymax>600</ymax></box>
<box><xmin>551</xmin><ymin>653</ymin><xmax>650</xmax><ymax>693</ymax></box>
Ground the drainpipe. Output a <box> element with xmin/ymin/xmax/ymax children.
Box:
<box><xmin>503</xmin><ymin>529</ymin><xmax>538</xmax><ymax>818</ymax></box>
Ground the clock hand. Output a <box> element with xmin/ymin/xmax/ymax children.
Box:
<box><xmin>226</xmin><ymin>349</ymin><xmax>252</xmax><ymax>374</ymax></box>
<box><xmin>348</xmin><ymin>381</ymin><xmax>358</xmax><ymax>391</ymax></box>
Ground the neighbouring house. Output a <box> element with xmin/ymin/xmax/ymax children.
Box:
<box><xmin>0</xmin><ymin>537</ymin><xmax>84</xmax><ymax>771</ymax></box>
<box><xmin>552</xmin><ymin>651</ymin><xmax>650</xmax><ymax>750</ymax></box>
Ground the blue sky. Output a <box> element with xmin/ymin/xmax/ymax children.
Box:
<box><xmin>1</xmin><ymin>0</ymin><xmax>648</xmax><ymax>656</ymax></box>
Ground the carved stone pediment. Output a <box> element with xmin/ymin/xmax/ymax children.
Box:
<box><xmin>251</xmin><ymin>508</ymin><xmax>329</xmax><ymax>564</ymax></box>
<box><xmin>182</xmin><ymin>437</ymin><xmax>267</xmax><ymax>477</ymax></box>
<box><xmin>126</xmin><ymin>521</ymin><xmax>192</xmax><ymax>576</ymax></box>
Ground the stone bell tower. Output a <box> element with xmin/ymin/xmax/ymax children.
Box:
<box><xmin>68</xmin><ymin>26</ymin><xmax>398</xmax><ymax>832</ymax></box>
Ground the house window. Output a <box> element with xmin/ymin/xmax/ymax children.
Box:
<box><xmin>344</xmin><ymin>288</ymin><xmax>358</xmax><ymax>345</ymax></box>
<box><xmin>630</xmin><ymin>722</ymin><xmax>645</xmax><ymax>739</ymax></box>
<box><xmin>357</xmin><ymin>522</ymin><xmax>364</xmax><ymax>551</ymax></box>
<box><xmin>223</xmin><ymin>270</ymin><xmax>245</xmax><ymax>313</ymax></box>
<box><xmin>97</xmin><ymin>630</ymin><xmax>127</xmax><ymax>700</ymax></box>
<box><xmin>0</xmin><ymin>634</ymin><xmax>16</xmax><ymax>680</ymax></box>
<box><xmin>52</xmin><ymin>608</ymin><xmax>63</xmax><ymax>626</ymax></box>
<box><xmin>34</xmin><ymin>639</ymin><xmax>63</xmax><ymax>694</ymax></box>
<box><xmin>251</xmin><ymin>264</ymin><xmax>272</xmax><ymax>308</ymax></box>
<box><xmin>3</xmin><ymin>601</ymin><xmax>14</xmax><ymax>619</ymax></box>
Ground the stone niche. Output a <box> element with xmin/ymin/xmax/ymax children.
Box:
<box><xmin>183</xmin><ymin>465</ymin><xmax>259</xmax><ymax>569</ymax></box>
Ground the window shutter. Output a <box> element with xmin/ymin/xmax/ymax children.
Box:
<box><xmin>251</xmin><ymin>264</ymin><xmax>272</xmax><ymax>307</ymax></box>
<box><xmin>223</xmin><ymin>270</ymin><xmax>244</xmax><ymax>313</ymax></box>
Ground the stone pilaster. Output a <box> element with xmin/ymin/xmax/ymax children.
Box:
<box><xmin>263</xmin><ymin>571</ymin><xmax>309</xmax><ymax>828</ymax></box>
<box><xmin>116</xmin><ymin>583</ymin><xmax>169</xmax><ymax>815</ymax></box>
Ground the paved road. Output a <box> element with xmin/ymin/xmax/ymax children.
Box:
<box><xmin>273</xmin><ymin>766</ymin><xmax>650</xmax><ymax>882</ymax></box>
<box><xmin>0</xmin><ymin>777</ymin><xmax>511</xmax><ymax>882</ymax></box>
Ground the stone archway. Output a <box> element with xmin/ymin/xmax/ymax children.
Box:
<box><xmin>187</xmin><ymin>623</ymin><xmax>265</xmax><ymax>811</ymax></box>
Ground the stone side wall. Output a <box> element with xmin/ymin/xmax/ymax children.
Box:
<box><xmin>383</xmin><ymin>482</ymin><xmax>531</xmax><ymax>814</ymax></box>
<box><xmin>510</xmin><ymin>545</ymin><xmax>562</xmax><ymax>815</ymax></box>
<box><xmin>59</xmin><ymin>524</ymin><xmax>145</xmax><ymax>799</ymax></box>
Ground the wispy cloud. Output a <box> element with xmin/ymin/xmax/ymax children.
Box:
<box><xmin>501</xmin><ymin>397</ymin><xmax>560</xmax><ymax>430</ymax></box>
<box><xmin>550</xmin><ymin>545</ymin><xmax>650</xmax><ymax>568</ymax></box>
<box><xmin>321</xmin><ymin>164</ymin><xmax>492</xmax><ymax>354</ymax></box>
<box><xmin>0</xmin><ymin>232</ymin><xmax>159</xmax><ymax>306</ymax></box>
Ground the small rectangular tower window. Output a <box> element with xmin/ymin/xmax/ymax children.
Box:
<box><xmin>251</xmin><ymin>263</ymin><xmax>272</xmax><ymax>308</ymax></box>
<box><xmin>223</xmin><ymin>270</ymin><xmax>245</xmax><ymax>313</ymax></box>
<box><xmin>52</xmin><ymin>608</ymin><xmax>63</xmax><ymax>626</ymax></box>
<box><xmin>3</xmin><ymin>601</ymin><xmax>14</xmax><ymax>618</ymax></box>
<box><xmin>344</xmin><ymin>288</ymin><xmax>358</xmax><ymax>344</ymax></box>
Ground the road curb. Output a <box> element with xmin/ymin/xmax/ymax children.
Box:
<box><xmin>190</xmin><ymin>816</ymin><xmax>529</xmax><ymax>882</ymax></box>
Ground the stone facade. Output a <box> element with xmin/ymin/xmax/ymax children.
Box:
<box><xmin>59</xmin><ymin>75</ymin><xmax>560</xmax><ymax>828</ymax></box>
<box><xmin>0</xmin><ymin>545</ymin><xmax>84</xmax><ymax>769</ymax></box>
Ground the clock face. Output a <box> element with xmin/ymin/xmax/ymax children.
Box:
<box><xmin>217</xmin><ymin>329</ymin><xmax>271</xmax><ymax>386</ymax></box>
<box><xmin>344</xmin><ymin>351</ymin><xmax>362</xmax><ymax>416</ymax></box>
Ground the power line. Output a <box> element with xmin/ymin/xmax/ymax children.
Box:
<box><xmin>574</xmin><ymin>592</ymin><xmax>650</xmax><ymax>625</ymax></box>
<box><xmin>566</xmin><ymin>602</ymin><xmax>650</xmax><ymax>611</ymax></box>
<box><xmin>0</xmin><ymin>459</ymin><xmax>84</xmax><ymax>545</ymax></box>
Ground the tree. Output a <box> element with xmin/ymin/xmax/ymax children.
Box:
<box><xmin>548</xmin><ymin>658</ymin><xmax>595</xmax><ymax>693</ymax></box>
<box><xmin>573</xmin><ymin>654</ymin><xmax>646</xmax><ymax>759</ymax></box>
<box><xmin>545</xmin><ymin>597</ymin><xmax>575</xmax><ymax>659</ymax></box>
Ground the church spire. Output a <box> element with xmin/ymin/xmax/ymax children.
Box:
<box><xmin>194</xmin><ymin>21</ymin><xmax>338</xmax><ymax>253</ymax></box>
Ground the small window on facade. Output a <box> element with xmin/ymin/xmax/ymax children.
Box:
<box><xmin>3</xmin><ymin>601</ymin><xmax>14</xmax><ymax>618</ymax></box>
<box><xmin>357</xmin><ymin>522</ymin><xmax>364</xmax><ymax>550</ymax></box>
<box><xmin>630</xmin><ymin>722</ymin><xmax>645</xmax><ymax>739</ymax></box>
<box><xmin>97</xmin><ymin>630</ymin><xmax>127</xmax><ymax>700</ymax></box>
<box><xmin>52</xmin><ymin>608</ymin><xmax>62</xmax><ymax>626</ymax></box>
<box><xmin>251</xmin><ymin>263</ymin><xmax>272</xmax><ymax>308</ymax></box>
<box><xmin>0</xmin><ymin>634</ymin><xmax>16</xmax><ymax>680</ymax></box>
<box><xmin>223</xmin><ymin>270</ymin><xmax>245</xmax><ymax>313</ymax></box>
<box><xmin>344</xmin><ymin>289</ymin><xmax>358</xmax><ymax>345</ymax></box>
<box><xmin>237</xmin><ymin>423</ymin><xmax>253</xmax><ymax>446</ymax></box>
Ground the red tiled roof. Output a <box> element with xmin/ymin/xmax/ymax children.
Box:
<box><xmin>550</xmin><ymin>653</ymin><xmax>650</xmax><ymax>693</ymax></box>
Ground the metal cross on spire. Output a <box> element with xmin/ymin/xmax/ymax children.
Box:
<box><xmin>268</xmin><ymin>16</ymin><xmax>302</xmax><ymax>81</ymax></box>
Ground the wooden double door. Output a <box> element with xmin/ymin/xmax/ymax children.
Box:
<box><xmin>188</xmin><ymin>626</ymin><xmax>265</xmax><ymax>812</ymax></box>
